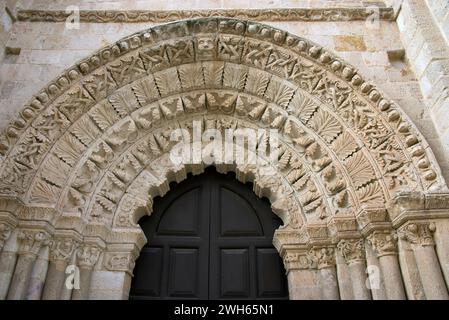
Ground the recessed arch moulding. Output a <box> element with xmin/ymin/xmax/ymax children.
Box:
<box><xmin>0</xmin><ymin>18</ymin><xmax>448</xmax><ymax>300</ymax></box>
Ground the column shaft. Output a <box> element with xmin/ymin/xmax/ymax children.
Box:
<box><xmin>319</xmin><ymin>267</ymin><xmax>339</xmax><ymax>300</ymax></box>
<box><xmin>42</xmin><ymin>260</ymin><xmax>68</xmax><ymax>300</ymax></box>
<box><xmin>26</xmin><ymin>250</ymin><xmax>49</xmax><ymax>300</ymax></box>
<box><xmin>6</xmin><ymin>254</ymin><xmax>36</xmax><ymax>300</ymax></box>
<box><xmin>413</xmin><ymin>245</ymin><xmax>449</xmax><ymax>299</ymax></box>
<box><xmin>0</xmin><ymin>251</ymin><xmax>17</xmax><ymax>299</ymax></box>
<box><xmin>348</xmin><ymin>261</ymin><xmax>371</xmax><ymax>300</ymax></box>
<box><xmin>287</xmin><ymin>269</ymin><xmax>322</xmax><ymax>300</ymax></box>
<box><xmin>71</xmin><ymin>267</ymin><xmax>93</xmax><ymax>300</ymax></box>
<box><xmin>378</xmin><ymin>254</ymin><xmax>406</xmax><ymax>300</ymax></box>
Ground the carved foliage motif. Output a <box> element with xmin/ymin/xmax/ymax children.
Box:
<box><xmin>0</xmin><ymin>18</ymin><xmax>444</xmax><ymax>238</ymax></box>
<box><xmin>399</xmin><ymin>222</ymin><xmax>436</xmax><ymax>247</ymax></box>
<box><xmin>337</xmin><ymin>239</ymin><xmax>365</xmax><ymax>264</ymax></box>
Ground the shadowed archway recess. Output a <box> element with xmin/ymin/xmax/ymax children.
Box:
<box><xmin>0</xmin><ymin>18</ymin><xmax>448</xmax><ymax>300</ymax></box>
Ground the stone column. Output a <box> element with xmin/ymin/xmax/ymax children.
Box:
<box><xmin>92</xmin><ymin>250</ymin><xmax>139</xmax><ymax>300</ymax></box>
<box><xmin>7</xmin><ymin>230</ymin><xmax>48</xmax><ymax>300</ymax></box>
<box><xmin>282</xmin><ymin>249</ymin><xmax>321</xmax><ymax>300</ymax></box>
<box><xmin>71</xmin><ymin>244</ymin><xmax>101</xmax><ymax>300</ymax></box>
<box><xmin>368</xmin><ymin>230</ymin><xmax>406</xmax><ymax>300</ymax></box>
<box><xmin>364</xmin><ymin>243</ymin><xmax>386</xmax><ymax>300</ymax></box>
<box><xmin>26</xmin><ymin>246</ymin><xmax>49</xmax><ymax>300</ymax></box>
<box><xmin>0</xmin><ymin>222</ymin><xmax>13</xmax><ymax>252</ymax></box>
<box><xmin>42</xmin><ymin>237</ymin><xmax>78</xmax><ymax>300</ymax></box>
<box><xmin>310</xmin><ymin>247</ymin><xmax>339</xmax><ymax>300</ymax></box>
<box><xmin>0</xmin><ymin>223</ymin><xmax>14</xmax><ymax>300</ymax></box>
<box><xmin>400</xmin><ymin>222</ymin><xmax>449</xmax><ymax>300</ymax></box>
<box><xmin>335</xmin><ymin>249</ymin><xmax>354</xmax><ymax>300</ymax></box>
<box><xmin>337</xmin><ymin>239</ymin><xmax>371</xmax><ymax>300</ymax></box>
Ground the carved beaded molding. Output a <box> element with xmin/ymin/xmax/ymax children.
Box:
<box><xmin>0</xmin><ymin>18</ymin><xmax>447</xmax><ymax>257</ymax></box>
<box><xmin>16</xmin><ymin>7</ymin><xmax>395</xmax><ymax>23</ymax></box>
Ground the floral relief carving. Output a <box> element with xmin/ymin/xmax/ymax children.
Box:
<box><xmin>399</xmin><ymin>222</ymin><xmax>436</xmax><ymax>247</ymax></box>
<box><xmin>0</xmin><ymin>20</ymin><xmax>446</xmax><ymax>288</ymax></box>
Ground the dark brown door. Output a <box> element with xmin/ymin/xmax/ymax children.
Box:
<box><xmin>129</xmin><ymin>168</ymin><xmax>288</xmax><ymax>300</ymax></box>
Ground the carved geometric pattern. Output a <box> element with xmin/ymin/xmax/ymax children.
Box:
<box><xmin>0</xmin><ymin>18</ymin><xmax>446</xmax><ymax>248</ymax></box>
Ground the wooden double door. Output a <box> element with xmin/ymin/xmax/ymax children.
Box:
<box><xmin>130</xmin><ymin>168</ymin><xmax>288</xmax><ymax>300</ymax></box>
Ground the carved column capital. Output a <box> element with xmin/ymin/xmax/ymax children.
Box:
<box><xmin>367</xmin><ymin>230</ymin><xmax>398</xmax><ymax>257</ymax></box>
<box><xmin>17</xmin><ymin>229</ymin><xmax>49</xmax><ymax>257</ymax></box>
<box><xmin>104</xmin><ymin>251</ymin><xmax>139</xmax><ymax>275</ymax></box>
<box><xmin>49</xmin><ymin>237</ymin><xmax>79</xmax><ymax>262</ymax></box>
<box><xmin>282</xmin><ymin>249</ymin><xmax>314</xmax><ymax>272</ymax></box>
<box><xmin>337</xmin><ymin>239</ymin><xmax>365</xmax><ymax>264</ymax></box>
<box><xmin>399</xmin><ymin>222</ymin><xmax>436</xmax><ymax>247</ymax></box>
<box><xmin>0</xmin><ymin>222</ymin><xmax>13</xmax><ymax>250</ymax></box>
<box><xmin>76</xmin><ymin>244</ymin><xmax>102</xmax><ymax>268</ymax></box>
<box><xmin>308</xmin><ymin>246</ymin><xmax>336</xmax><ymax>269</ymax></box>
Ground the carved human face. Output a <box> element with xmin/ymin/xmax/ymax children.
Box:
<box><xmin>196</xmin><ymin>37</ymin><xmax>215</xmax><ymax>59</ymax></box>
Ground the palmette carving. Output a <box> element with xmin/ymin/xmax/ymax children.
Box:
<box><xmin>0</xmin><ymin>19</ymin><xmax>446</xmax><ymax>275</ymax></box>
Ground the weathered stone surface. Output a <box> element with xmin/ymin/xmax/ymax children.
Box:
<box><xmin>0</xmin><ymin>1</ymin><xmax>448</xmax><ymax>301</ymax></box>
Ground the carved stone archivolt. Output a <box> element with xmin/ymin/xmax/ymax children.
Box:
<box><xmin>0</xmin><ymin>18</ymin><xmax>448</xmax><ymax>300</ymax></box>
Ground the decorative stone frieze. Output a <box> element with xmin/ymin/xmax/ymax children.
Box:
<box><xmin>16</xmin><ymin>7</ymin><xmax>396</xmax><ymax>23</ymax></box>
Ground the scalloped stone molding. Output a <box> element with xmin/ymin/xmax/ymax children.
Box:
<box><xmin>16</xmin><ymin>7</ymin><xmax>396</xmax><ymax>23</ymax></box>
<box><xmin>0</xmin><ymin>18</ymin><xmax>448</xmax><ymax>300</ymax></box>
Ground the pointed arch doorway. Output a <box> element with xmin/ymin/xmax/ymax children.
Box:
<box><xmin>129</xmin><ymin>168</ymin><xmax>288</xmax><ymax>300</ymax></box>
